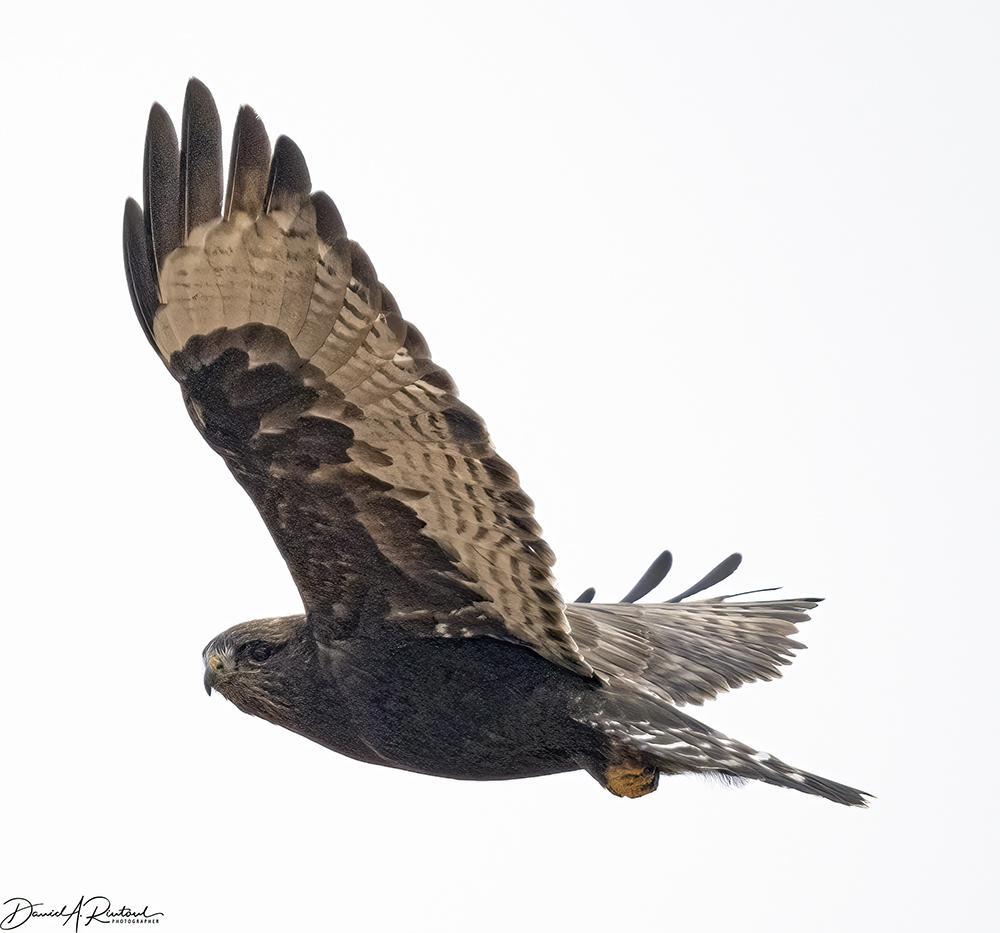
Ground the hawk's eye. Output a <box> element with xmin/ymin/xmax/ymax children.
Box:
<box><xmin>246</xmin><ymin>641</ymin><xmax>273</xmax><ymax>663</ymax></box>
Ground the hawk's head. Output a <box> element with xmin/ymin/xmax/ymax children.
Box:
<box><xmin>202</xmin><ymin>615</ymin><xmax>309</xmax><ymax>723</ymax></box>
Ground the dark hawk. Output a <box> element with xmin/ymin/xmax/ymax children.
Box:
<box><xmin>122</xmin><ymin>79</ymin><xmax>868</xmax><ymax>805</ymax></box>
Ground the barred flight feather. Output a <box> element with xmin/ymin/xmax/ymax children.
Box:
<box><xmin>126</xmin><ymin>79</ymin><xmax>593</xmax><ymax>677</ymax></box>
<box><xmin>569</xmin><ymin>598</ymin><xmax>817</xmax><ymax>706</ymax></box>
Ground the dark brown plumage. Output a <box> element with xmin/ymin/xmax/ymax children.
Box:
<box><xmin>123</xmin><ymin>79</ymin><xmax>869</xmax><ymax>806</ymax></box>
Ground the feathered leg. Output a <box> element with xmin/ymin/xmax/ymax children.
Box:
<box><xmin>581</xmin><ymin>758</ymin><xmax>661</xmax><ymax>798</ymax></box>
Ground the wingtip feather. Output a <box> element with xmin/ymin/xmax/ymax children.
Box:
<box><xmin>621</xmin><ymin>550</ymin><xmax>674</xmax><ymax>603</ymax></box>
<box><xmin>143</xmin><ymin>103</ymin><xmax>181</xmax><ymax>273</ymax></box>
<box><xmin>225</xmin><ymin>104</ymin><xmax>271</xmax><ymax>218</ymax></box>
<box><xmin>123</xmin><ymin>198</ymin><xmax>159</xmax><ymax>350</ymax></box>
<box><xmin>265</xmin><ymin>134</ymin><xmax>311</xmax><ymax>214</ymax></box>
<box><xmin>180</xmin><ymin>77</ymin><xmax>222</xmax><ymax>236</ymax></box>
<box><xmin>312</xmin><ymin>191</ymin><xmax>347</xmax><ymax>245</ymax></box>
<box><xmin>668</xmin><ymin>552</ymin><xmax>743</xmax><ymax>603</ymax></box>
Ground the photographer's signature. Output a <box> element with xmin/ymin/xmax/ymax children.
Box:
<box><xmin>1</xmin><ymin>898</ymin><xmax>163</xmax><ymax>931</ymax></box>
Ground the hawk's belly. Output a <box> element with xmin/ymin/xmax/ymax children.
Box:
<box><xmin>308</xmin><ymin>632</ymin><xmax>598</xmax><ymax>781</ymax></box>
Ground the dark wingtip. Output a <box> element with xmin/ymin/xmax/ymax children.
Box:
<box><xmin>668</xmin><ymin>552</ymin><xmax>743</xmax><ymax>603</ymax></box>
<box><xmin>143</xmin><ymin>102</ymin><xmax>181</xmax><ymax>272</ymax></box>
<box><xmin>265</xmin><ymin>134</ymin><xmax>311</xmax><ymax>214</ymax></box>
<box><xmin>621</xmin><ymin>550</ymin><xmax>673</xmax><ymax>603</ymax></box>
<box><xmin>312</xmin><ymin>191</ymin><xmax>347</xmax><ymax>246</ymax></box>
<box><xmin>180</xmin><ymin>77</ymin><xmax>223</xmax><ymax>236</ymax></box>
<box><xmin>575</xmin><ymin>587</ymin><xmax>596</xmax><ymax>603</ymax></box>
<box><xmin>185</xmin><ymin>76</ymin><xmax>211</xmax><ymax>97</ymax></box>
<box><xmin>225</xmin><ymin>104</ymin><xmax>271</xmax><ymax>218</ymax></box>
<box><xmin>344</xmin><ymin>242</ymin><xmax>382</xmax><ymax>312</ymax></box>
<box><xmin>123</xmin><ymin>198</ymin><xmax>159</xmax><ymax>349</ymax></box>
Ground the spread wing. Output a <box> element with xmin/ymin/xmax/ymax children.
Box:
<box><xmin>571</xmin><ymin>551</ymin><xmax>820</xmax><ymax>705</ymax></box>
<box><xmin>568</xmin><ymin>597</ymin><xmax>817</xmax><ymax>706</ymax></box>
<box><xmin>123</xmin><ymin>80</ymin><xmax>593</xmax><ymax>678</ymax></box>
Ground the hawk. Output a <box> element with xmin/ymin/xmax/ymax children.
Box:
<box><xmin>122</xmin><ymin>79</ymin><xmax>867</xmax><ymax>805</ymax></box>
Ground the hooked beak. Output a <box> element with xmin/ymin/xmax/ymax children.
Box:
<box><xmin>204</xmin><ymin>653</ymin><xmax>226</xmax><ymax>696</ymax></box>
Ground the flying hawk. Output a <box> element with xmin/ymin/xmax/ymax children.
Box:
<box><xmin>122</xmin><ymin>79</ymin><xmax>867</xmax><ymax>805</ymax></box>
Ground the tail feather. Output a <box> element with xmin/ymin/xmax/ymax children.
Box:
<box><xmin>583</xmin><ymin>697</ymin><xmax>870</xmax><ymax>807</ymax></box>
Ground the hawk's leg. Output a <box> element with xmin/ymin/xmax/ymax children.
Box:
<box><xmin>604</xmin><ymin>764</ymin><xmax>659</xmax><ymax>798</ymax></box>
<box><xmin>580</xmin><ymin>756</ymin><xmax>661</xmax><ymax>798</ymax></box>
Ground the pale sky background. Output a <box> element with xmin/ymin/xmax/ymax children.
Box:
<box><xmin>2</xmin><ymin>2</ymin><xmax>997</xmax><ymax>931</ymax></box>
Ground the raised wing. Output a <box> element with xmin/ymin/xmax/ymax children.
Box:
<box><xmin>123</xmin><ymin>80</ymin><xmax>593</xmax><ymax>678</ymax></box>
